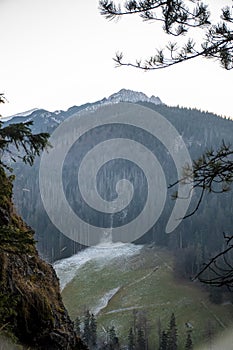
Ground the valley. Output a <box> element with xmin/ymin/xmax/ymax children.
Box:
<box><xmin>3</xmin><ymin>89</ymin><xmax>233</xmax><ymax>348</ymax></box>
<box><xmin>55</xmin><ymin>244</ymin><xmax>233</xmax><ymax>349</ymax></box>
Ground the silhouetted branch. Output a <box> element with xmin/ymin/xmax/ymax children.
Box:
<box><xmin>194</xmin><ymin>234</ymin><xmax>233</xmax><ymax>289</ymax></box>
<box><xmin>99</xmin><ymin>1</ymin><xmax>233</xmax><ymax>70</ymax></box>
<box><xmin>170</xmin><ymin>143</ymin><xmax>233</xmax><ymax>288</ymax></box>
<box><xmin>169</xmin><ymin>142</ymin><xmax>233</xmax><ymax>216</ymax></box>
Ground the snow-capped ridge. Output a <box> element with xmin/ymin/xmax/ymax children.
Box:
<box><xmin>104</xmin><ymin>89</ymin><xmax>162</xmax><ymax>105</ymax></box>
<box><xmin>3</xmin><ymin>108</ymin><xmax>39</xmax><ymax>121</ymax></box>
<box><xmin>79</xmin><ymin>89</ymin><xmax>162</xmax><ymax>114</ymax></box>
<box><xmin>3</xmin><ymin>89</ymin><xmax>162</xmax><ymax>124</ymax></box>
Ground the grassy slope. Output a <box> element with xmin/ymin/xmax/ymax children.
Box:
<box><xmin>61</xmin><ymin>246</ymin><xmax>233</xmax><ymax>349</ymax></box>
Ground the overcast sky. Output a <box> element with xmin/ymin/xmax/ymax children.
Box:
<box><xmin>0</xmin><ymin>0</ymin><xmax>232</xmax><ymax>118</ymax></box>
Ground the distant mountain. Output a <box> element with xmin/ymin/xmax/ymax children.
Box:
<box><xmin>1</xmin><ymin>108</ymin><xmax>39</xmax><ymax>122</ymax></box>
<box><xmin>100</xmin><ymin>89</ymin><xmax>162</xmax><ymax>105</ymax></box>
<box><xmin>4</xmin><ymin>89</ymin><xmax>163</xmax><ymax>133</ymax></box>
<box><xmin>6</xmin><ymin>90</ymin><xmax>233</xmax><ymax>263</ymax></box>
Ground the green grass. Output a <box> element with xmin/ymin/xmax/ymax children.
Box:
<box><xmin>61</xmin><ymin>246</ymin><xmax>233</xmax><ymax>349</ymax></box>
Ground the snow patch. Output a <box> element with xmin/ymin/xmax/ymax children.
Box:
<box><xmin>104</xmin><ymin>89</ymin><xmax>162</xmax><ymax>105</ymax></box>
<box><xmin>53</xmin><ymin>110</ymin><xmax>62</xmax><ymax>115</ymax></box>
<box><xmin>91</xmin><ymin>287</ymin><xmax>120</xmax><ymax>315</ymax></box>
<box><xmin>51</xmin><ymin>116</ymin><xmax>61</xmax><ymax>124</ymax></box>
<box><xmin>106</xmin><ymin>306</ymin><xmax>144</xmax><ymax>314</ymax></box>
<box><xmin>53</xmin><ymin>243</ymin><xmax>143</xmax><ymax>291</ymax></box>
<box><xmin>4</xmin><ymin>108</ymin><xmax>39</xmax><ymax>121</ymax></box>
<box><xmin>81</xmin><ymin>89</ymin><xmax>162</xmax><ymax>115</ymax></box>
<box><xmin>40</xmin><ymin>112</ymin><xmax>52</xmax><ymax>118</ymax></box>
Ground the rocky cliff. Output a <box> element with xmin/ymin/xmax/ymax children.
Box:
<box><xmin>0</xmin><ymin>167</ymin><xmax>87</xmax><ymax>349</ymax></box>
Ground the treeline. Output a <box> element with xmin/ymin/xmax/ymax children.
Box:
<box><xmin>74</xmin><ymin>310</ymin><xmax>194</xmax><ymax>350</ymax></box>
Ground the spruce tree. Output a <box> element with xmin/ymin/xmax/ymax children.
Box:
<box><xmin>0</xmin><ymin>110</ymin><xmax>50</xmax><ymax>254</ymax></box>
<box><xmin>136</xmin><ymin>327</ymin><xmax>146</xmax><ymax>350</ymax></box>
<box><xmin>90</xmin><ymin>313</ymin><xmax>97</xmax><ymax>348</ymax></box>
<box><xmin>160</xmin><ymin>330</ymin><xmax>168</xmax><ymax>350</ymax></box>
<box><xmin>83</xmin><ymin>310</ymin><xmax>91</xmax><ymax>346</ymax></box>
<box><xmin>108</xmin><ymin>326</ymin><xmax>119</xmax><ymax>350</ymax></box>
<box><xmin>167</xmin><ymin>313</ymin><xmax>178</xmax><ymax>350</ymax></box>
<box><xmin>185</xmin><ymin>332</ymin><xmax>193</xmax><ymax>350</ymax></box>
<box><xmin>128</xmin><ymin>327</ymin><xmax>135</xmax><ymax>350</ymax></box>
<box><xmin>0</xmin><ymin>120</ymin><xmax>49</xmax><ymax>168</ymax></box>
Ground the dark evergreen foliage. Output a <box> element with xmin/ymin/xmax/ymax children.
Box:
<box><xmin>160</xmin><ymin>330</ymin><xmax>168</xmax><ymax>350</ymax></box>
<box><xmin>128</xmin><ymin>327</ymin><xmax>135</xmax><ymax>350</ymax></box>
<box><xmin>90</xmin><ymin>313</ymin><xmax>97</xmax><ymax>348</ymax></box>
<box><xmin>0</xmin><ymin>120</ymin><xmax>50</xmax><ymax>169</ymax></box>
<box><xmin>99</xmin><ymin>1</ymin><xmax>233</xmax><ymax>70</ymax></box>
<box><xmin>0</xmin><ymin>102</ymin><xmax>50</xmax><ymax>257</ymax></box>
<box><xmin>167</xmin><ymin>313</ymin><xmax>178</xmax><ymax>350</ymax></box>
<box><xmin>79</xmin><ymin>311</ymin><xmax>98</xmax><ymax>349</ymax></box>
<box><xmin>108</xmin><ymin>326</ymin><xmax>120</xmax><ymax>350</ymax></box>
<box><xmin>83</xmin><ymin>310</ymin><xmax>91</xmax><ymax>346</ymax></box>
<box><xmin>185</xmin><ymin>332</ymin><xmax>193</xmax><ymax>350</ymax></box>
<box><xmin>136</xmin><ymin>327</ymin><xmax>146</xmax><ymax>350</ymax></box>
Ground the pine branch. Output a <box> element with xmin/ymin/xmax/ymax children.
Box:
<box><xmin>193</xmin><ymin>235</ymin><xmax>233</xmax><ymax>289</ymax></box>
<box><xmin>0</xmin><ymin>121</ymin><xmax>51</xmax><ymax>168</ymax></box>
<box><xmin>99</xmin><ymin>1</ymin><xmax>233</xmax><ymax>70</ymax></box>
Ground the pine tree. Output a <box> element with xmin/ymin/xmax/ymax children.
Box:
<box><xmin>167</xmin><ymin>313</ymin><xmax>178</xmax><ymax>350</ymax></box>
<box><xmin>185</xmin><ymin>332</ymin><xmax>193</xmax><ymax>350</ymax></box>
<box><xmin>108</xmin><ymin>326</ymin><xmax>119</xmax><ymax>350</ymax></box>
<box><xmin>83</xmin><ymin>310</ymin><xmax>91</xmax><ymax>346</ymax></box>
<box><xmin>160</xmin><ymin>330</ymin><xmax>168</xmax><ymax>350</ymax></box>
<box><xmin>90</xmin><ymin>313</ymin><xmax>97</xmax><ymax>348</ymax></box>
<box><xmin>136</xmin><ymin>328</ymin><xmax>146</xmax><ymax>350</ymax></box>
<box><xmin>0</xmin><ymin>120</ymin><xmax>49</xmax><ymax>169</ymax></box>
<box><xmin>128</xmin><ymin>327</ymin><xmax>135</xmax><ymax>350</ymax></box>
<box><xmin>0</xmin><ymin>112</ymin><xmax>50</xmax><ymax>254</ymax></box>
<box><xmin>100</xmin><ymin>1</ymin><xmax>233</xmax><ymax>71</ymax></box>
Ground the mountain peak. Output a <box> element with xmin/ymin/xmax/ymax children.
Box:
<box><xmin>106</xmin><ymin>89</ymin><xmax>162</xmax><ymax>105</ymax></box>
<box><xmin>3</xmin><ymin>108</ymin><xmax>39</xmax><ymax>122</ymax></box>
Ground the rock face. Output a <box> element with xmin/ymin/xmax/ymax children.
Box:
<box><xmin>0</xmin><ymin>252</ymin><xmax>86</xmax><ymax>349</ymax></box>
<box><xmin>0</xmin><ymin>168</ymin><xmax>87</xmax><ymax>350</ymax></box>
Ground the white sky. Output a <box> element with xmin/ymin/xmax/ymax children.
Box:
<box><xmin>0</xmin><ymin>0</ymin><xmax>232</xmax><ymax>118</ymax></box>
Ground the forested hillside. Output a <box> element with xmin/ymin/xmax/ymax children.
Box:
<box><xmin>8</xmin><ymin>99</ymin><xmax>233</xmax><ymax>275</ymax></box>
